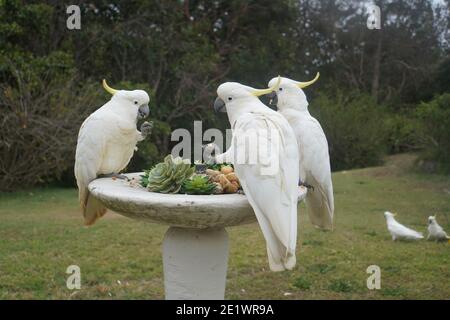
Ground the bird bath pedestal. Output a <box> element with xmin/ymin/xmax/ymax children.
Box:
<box><xmin>89</xmin><ymin>173</ymin><xmax>307</xmax><ymax>300</ymax></box>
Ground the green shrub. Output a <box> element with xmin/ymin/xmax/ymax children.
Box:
<box><xmin>381</xmin><ymin>287</ymin><xmax>407</xmax><ymax>297</ymax></box>
<box><xmin>308</xmin><ymin>263</ymin><xmax>336</xmax><ymax>274</ymax></box>
<box><xmin>328</xmin><ymin>279</ymin><xmax>356</xmax><ymax>293</ymax></box>
<box><xmin>292</xmin><ymin>276</ymin><xmax>311</xmax><ymax>290</ymax></box>
<box><xmin>416</xmin><ymin>93</ymin><xmax>450</xmax><ymax>172</ymax></box>
<box><xmin>310</xmin><ymin>90</ymin><xmax>389</xmax><ymax>171</ymax></box>
<box><xmin>384</xmin><ymin>113</ymin><xmax>424</xmax><ymax>153</ymax></box>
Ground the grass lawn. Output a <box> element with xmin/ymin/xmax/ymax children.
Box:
<box><xmin>0</xmin><ymin>154</ymin><xmax>449</xmax><ymax>299</ymax></box>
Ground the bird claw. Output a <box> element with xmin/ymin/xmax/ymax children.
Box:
<box><xmin>99</xmin><ymin>173</ymin><xmax>130</xmax><ymax>181</ymax></box>
<box><xmin>299</xmin><ymin>180</ymin><xmax>314</xmax><ymax>191</ymax></box>
<box><xmin>140</xmin><ymin>121</ymin><xmax>153</xmax><ymax>138</ymax></box>
<box><xmin>267</xmin><ymin>91</ymin><xmax>278</xmax><ymax>107</ymax></box>
<box><xmin>202</xmin><ymin>143</ymin><xmax>219</xmax><ymax>154</ymax></box>
<box><xmin>202</xmin><ymin>143</ymin><xmax>219</xmax><ymax>164</ymax></box>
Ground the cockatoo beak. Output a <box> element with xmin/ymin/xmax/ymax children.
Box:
<box><xmin>138</xmin><ymin>104</ymin><xmax>150</xmax><ymax>119</ymax></box>
<box><xmin>214</xmin><ymin>97</ymin><xmax>226</xmax><ymax>113</ymax></box>
<box><xmin>267</xmin><ymin>91</ymin><xmax>278</xmax><ymax>107</ymax></box>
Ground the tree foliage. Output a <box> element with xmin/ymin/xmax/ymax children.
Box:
<box><xmin>416</xmin><ymin>93</ymin><xmax>450</xmax><ymax>172</ymax></box>
<box><xmin>311</xmin><ymin>89</ymin><xmax>389</xmax><ymax>170</ymax></box>
<box><xmin>0</xmin><ymin>0</ymin><xmax>448</xmax><ymax>190</ymax></box>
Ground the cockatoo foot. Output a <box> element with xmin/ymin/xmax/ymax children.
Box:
<box><xmin>202</xmin><ymin>143</ymin><xmax>219</xmax><ymax>164</ymax></box>
<box><xmin>99</xmin><ymin>173</ymin><xmax>130</xmax><ymax>181</ymax></box>
<box><xmin>206</xmin><ymin>157</ymin><xmax>216</xmax><ymax>165</ymax></box>
<box><xmin>298</xmin><ymin>180</ymin><xmax>314</xmax><ymax>191</ymax></box>
<box><xmin>284</xmin><ymin>255</ymin><xmax>296</xmax><ymax>270</ymax></box>
<box><xmin>140</xmin><ymin>121</ymin><xmax>153</xmax><ymax>138</ymax></box>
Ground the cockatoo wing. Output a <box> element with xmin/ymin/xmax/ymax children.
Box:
<box><xmin>428</xmin><ymin>223</ymin><xmax>450</xmax><ymax>240</ymax></box>
<box><xmin>305</xmin><ymin>175</ymin><xmax>334</xmax><ymax>230</ymax></box>
<box><xmin>233</xmin><ymin>112</ymin><xmax>299</xmax><ymax>271</ymax></box>
<box><xmin>290</xmin><ymin>115</ymin><xmax>334</xmax><ymax>230</ymax></box>
<box><xmin>389</xmin><ymin>220</ymin><xmax>423</xmax><ymax>240</ymax></box>
<box><xmin>435</xmin><ymin>224</ymin><xmax>450</xmax><ymax>239</ymax></box>
<box><xmin>74</xmin><ymin>116</ymin><xmax>107</xmax><ymax>225</ymax></box>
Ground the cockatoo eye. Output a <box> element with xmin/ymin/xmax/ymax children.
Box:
<box><xmin>228</xmin><ymin>97</ymin><xmax>232</xmax><ymax>101</ymax></box>
<box><xmin>134</xmin><ymin>100</ymin><xmax>138</xmax><ymax>105</ymax></box>
<box><xmin>279</xmin><ymin>87</ymin><xmax>283</xmax><ymax>91</ymax></box>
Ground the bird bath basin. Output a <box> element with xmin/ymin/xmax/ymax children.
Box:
<box><xmin>89</xmin><ymin>172</ymin><xmax>306</xmax><ymax>300</ymax></box>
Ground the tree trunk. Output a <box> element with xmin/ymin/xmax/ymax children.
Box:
<box><xmin>371</xmin><ymin>34</ymin><xmax>382</xmax><ymax>103</ymax></box>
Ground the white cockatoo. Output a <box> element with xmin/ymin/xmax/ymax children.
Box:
<box><xmin>74</xmin><ymin>80</ymin><xmax>153</xmax><ymax>226</ymax></box>
<box><xmin>211</xmin><ymin>78</ymin><xmax>300</xmax><ymax>271</ymax></box>
<box><xmin>384</xmin><ymin>211</ymin><xmax>424</xmax><ymax>241</ymax></box>
<box><xmin>427</xmin><ymin>215</ymin><xmax>450</xmax><ymax>242</ymax></box>
<box><xmin>267</xmin><ymin>73</ymin><xmax>334</xmax><ymax>230</ymax></box>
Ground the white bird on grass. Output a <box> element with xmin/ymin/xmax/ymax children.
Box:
<box><xmin>74</xmin><ymin>80</ymin><xmax>153</xmax><ymax>226</ymax></box>
<box><xmin>384</xmin><ymin>211</ymin><xmax>424</xmax><ymax>241</ymax></box>
<box><xmin>427</xmin><ymin>215</ymin><xmax>450</xmax><ymax>242</ymax></box>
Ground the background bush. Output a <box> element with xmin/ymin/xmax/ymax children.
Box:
<box><xmin>310</xmin><ymin>90</ymin><xmax>389</xmax><ymax>171</ymax></box>
<box><xmin>0</xmin><ymin>0</ymin><xmax>448</xmax><ymax>190</ymax></box>
<box><xmin>0</xmin><ymin>57</ymin><xmax>103</xmax><ymax>191</ymax></box>
<box><xmin>416</xmin><ymin>93</ymin><xmax>450</xmax><ymax>173</ymax></box>
<box><xmin>383</xmin><ymin>113</ymin><xmax>425</xmax><ymax>154</ymax></box>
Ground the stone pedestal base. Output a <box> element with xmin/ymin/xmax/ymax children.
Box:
<box><xmin>163</xmin><ymin>227</ymin><xmax>229</xmax><ymax>300</ymax></box>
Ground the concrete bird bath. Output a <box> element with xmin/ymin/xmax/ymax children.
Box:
<box><xmin>89</xmin><ymin>172</ymin><xmax>307</xmax><ymax>300</ymax></box>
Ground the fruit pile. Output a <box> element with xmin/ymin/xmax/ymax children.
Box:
<box><xmin>204</xmin><ymin>165</ymin><xmax>241</xmax><ymax>194</ymax></box>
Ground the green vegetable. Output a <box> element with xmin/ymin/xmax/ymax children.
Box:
<box><xmin>181</xmin><ymin>174</ymin><xmax>217</xmax><ymax>195</ymax></box>
<box><xmin>141</xmin><ymin>155</ymin><xmax>195</xmax><ymax>193</ymax></box>
<box><xmin>206</xmin><ymin>163</ymin><xmax>234</xmax><ymax>171</ymax></box>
